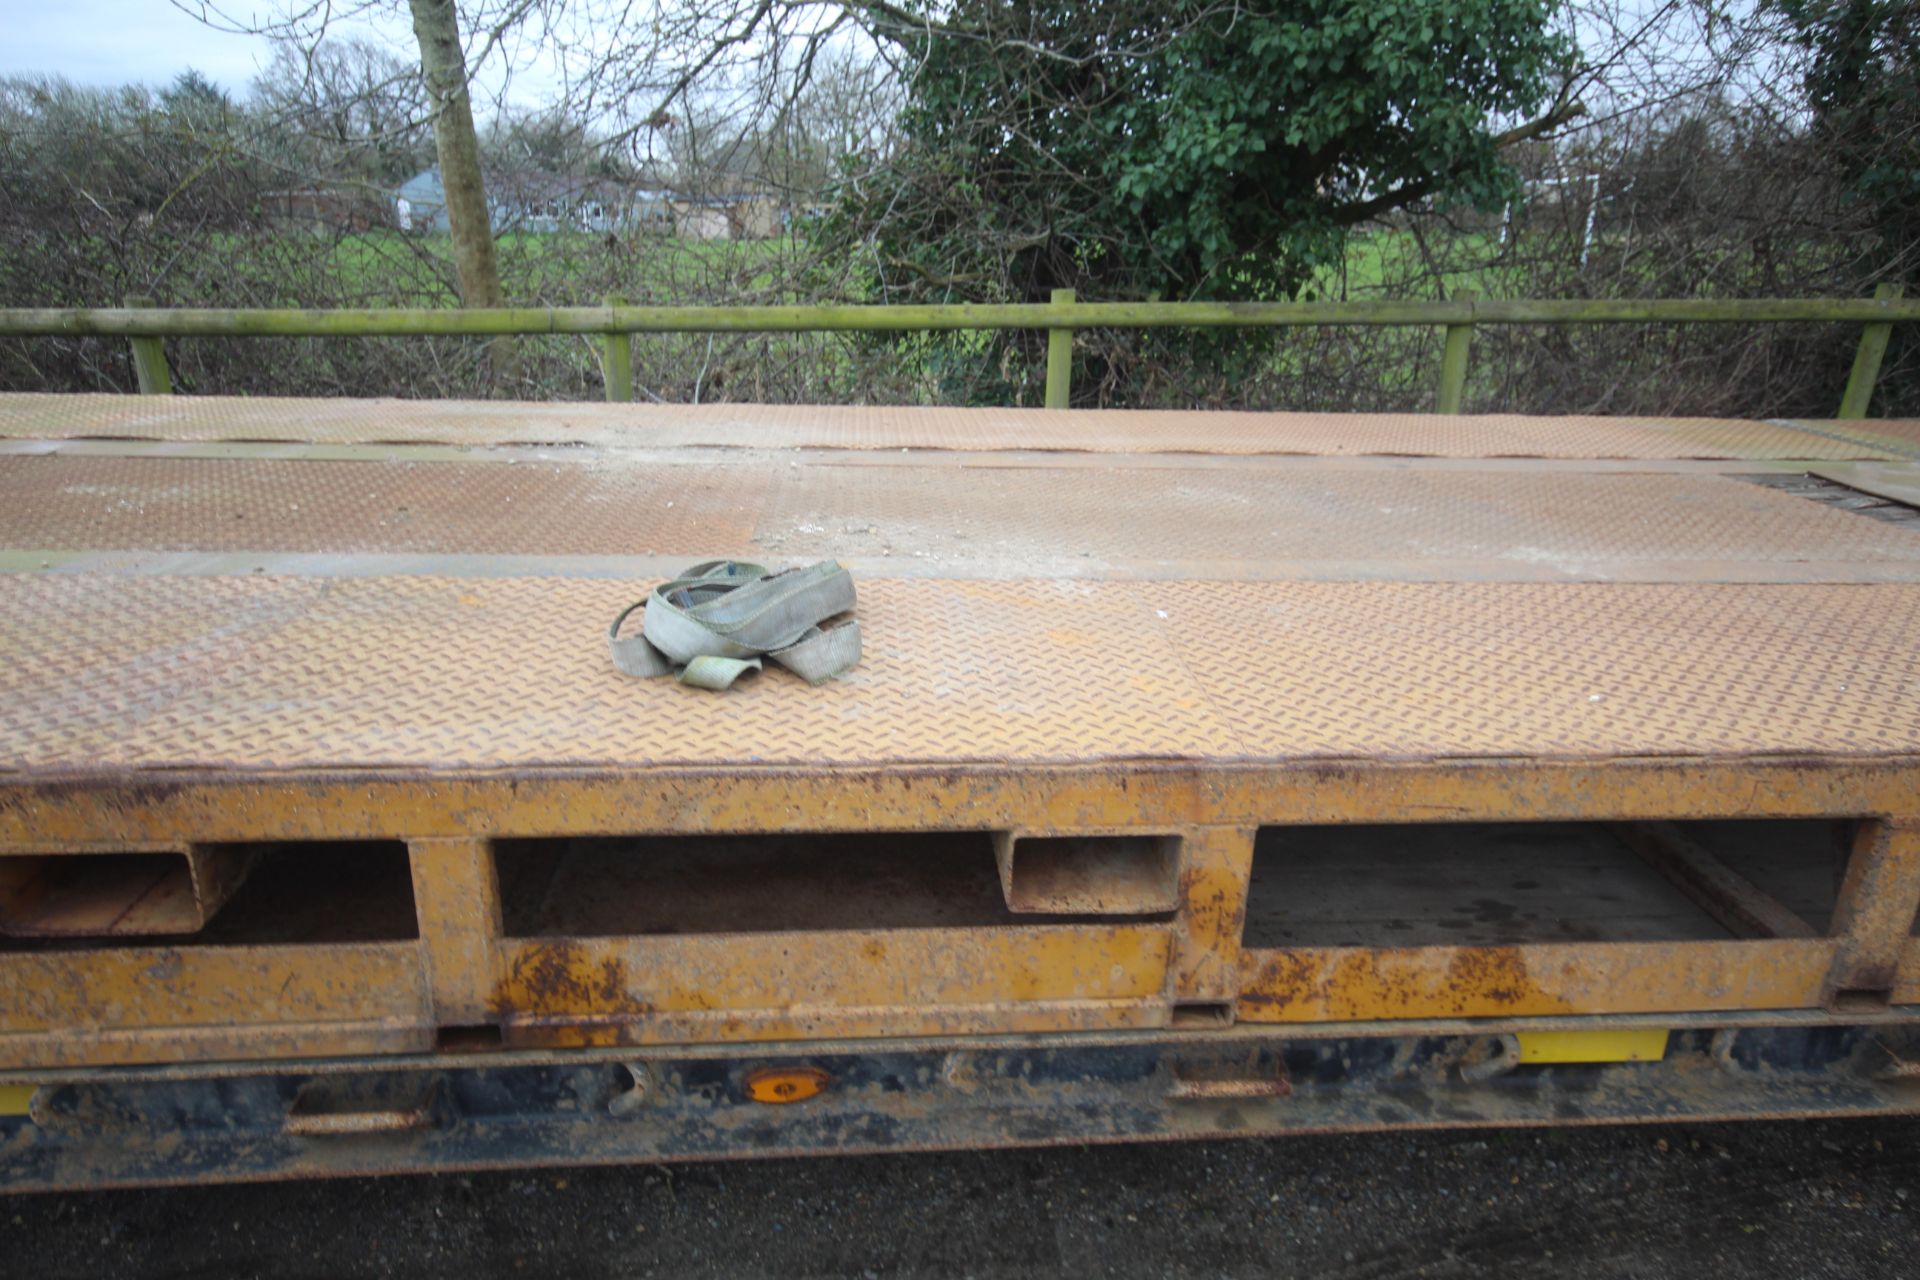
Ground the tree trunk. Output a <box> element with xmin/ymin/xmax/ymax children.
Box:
<box><xmin>408</xmin><ymin>0</ymin><xmax>504</xmax><ymax>313</ymax></box>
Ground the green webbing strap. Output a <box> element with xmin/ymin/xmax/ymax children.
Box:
<box><xmin>608</xmin><ymin>560</ymin><xmax>862</xmax><ymax>689</ymax></box>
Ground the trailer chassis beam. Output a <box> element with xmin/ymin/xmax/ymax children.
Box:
<box><xmin>2</xmin><ymin>1018</ymin><xmax>1916</xmax><ymax>1194</ymax></box>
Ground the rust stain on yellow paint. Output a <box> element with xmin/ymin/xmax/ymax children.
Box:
<box><xmin>1237</xmin><ymin>939</ymin><xmax>1839</xmax><ymax>1022</ymax></box>
<box><xmin>1170</xmin><ymin>828</ymin><xmax>1257</xmax><ymax>1003</ymax></box>
<box><xmin>487</xmin><ymin>926</ymin><xmax>1174</xmax><ymax>1045</ymax></box>
<box><xmin>493</xmin><ymin>927</ymin><xmax>1171</xmax><ymax>1017</ymax></box>
<box><xmin>5</xmin><ymin>762</ymin><xmax>1919</xmax><ymax>850</ymax></box>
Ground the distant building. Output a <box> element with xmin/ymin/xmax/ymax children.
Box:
<box><xmin>393</xmin><ymin>169</ymin><xmax>452</xmax><ymax>230</ymax></box>
<box><xmin>263</xmin><ymin>187</ymin><xmax>392</xmax><ymax>232</ymax></box>
<box><xmin>728</xmin><ymin>195</ymin><xmax>779</xmax><ymax>240</ymax></box>
<box><xmin>671</xmin><ymin>198</ymin><xmax>732</xmax><ymax>240</ymax></box>
<box><xmin>669</xmin><ymin>193</ymin><xmax>780</xmax><ymax>240</ymax></box>
<box><xmin>393</xmin><ymin>167</ymin><xmax>672</xmax><ymax>234</ymax></box>
<box><xmin>394</xmin><ymin>167</ymin><xmax>777</xmax><ymax>238</ymax></box>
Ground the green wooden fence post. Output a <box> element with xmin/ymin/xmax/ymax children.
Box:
<box><xmin>1838</xmin><ymin>282</ymin><xmax>1903</xmax><ymax>420</ymax></box>
<box><xmin>123</xmin><ymin>296</ymin><xmax>172</xmax><ymax>396</ymax></box>
<box><xmin>600</xmin><ymin>294</ymin><xmax>633</xmax><ymax>403</ymax></box>
<box><xmin>1045</xmin><ymin>288</ymin><xmax>1075</xmax><ymax>409</ymax></box>
<box><xmin>1434</xmin><ymin>289</ymin><xmax>1477</xmax><ymax>415</ymax></box>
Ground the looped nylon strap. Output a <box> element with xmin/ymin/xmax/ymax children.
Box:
<box><xmin>608</xmin><ymin>560</ymin><xmax>861</xmax><ymax>689</ymax></box>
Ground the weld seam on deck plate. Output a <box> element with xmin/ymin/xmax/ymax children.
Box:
<box><xmin>0</xmin><ymin>437</ymin><xmax>1865</xmax><ymax>474</ymax></box>
<box><xmin>9</xmin><ymin>549</ymin><xmax>1920</xmax><ymax>585</ymax></box>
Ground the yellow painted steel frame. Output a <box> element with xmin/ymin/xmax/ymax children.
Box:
<box><xmin>0</xmin><ymin>757</ymin><xmax>1917</xmax><ymax>1071</ymax></box>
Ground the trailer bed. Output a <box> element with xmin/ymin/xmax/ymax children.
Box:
<box><xmin>1</xmin><ymin>394</ymin><xmax>1917</xmax><ymax>1190</ymax></box>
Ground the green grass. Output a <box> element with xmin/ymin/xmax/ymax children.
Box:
<box><xmin>1304</xmin><ymin>230</ymin><xmax>1505</xmax><ymax>300</ymax></box>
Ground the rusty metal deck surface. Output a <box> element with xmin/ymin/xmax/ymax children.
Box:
<box><xmin>6</xmin><ymin>450</ymin><xmax>1920</xmax><ymax>578</ymax></box>
<box><xmin>0</xmin><ymin>393</ymin><xmax>1917</xmax><ymax>778</ymax></box>
<box><xmin>4</xmin><ymin>572</ymin><xmax>1918</xmax><ymax>770</ymax></box>
<box><xmin>4</xmin><ymin>392</ymin><xmax>1920</xmax><ymax>459</ymax></box>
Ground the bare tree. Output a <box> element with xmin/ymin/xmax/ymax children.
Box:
<box><xmin>408</xmin><ymin>0</ymin><xmax>505</xmax><ymax>308</ymax></box>
<box><xmin>178</xmin><ymin>0</ymin><xmax>511</xmax><ymax>309</ymax></box>
<box><xmin>251</xmin><ymin>37</ymin><xmax>433</xmax><ymax>186</ymax></box>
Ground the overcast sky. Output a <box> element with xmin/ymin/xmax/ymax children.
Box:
<box><xmin>2</xmin><ymin>0</ymin><xmax>582</xmax><ymax>111</ymax></box>
<box><xmin>0</xmin><ymin>1</ymin><xmax>308</xmax><ymax>92</ymax></box>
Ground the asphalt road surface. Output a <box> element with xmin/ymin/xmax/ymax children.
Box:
<box><xmin>8</xmin><ymin>1117</ymin><xmax>1919</xmax><ymax>1279</ymax></box>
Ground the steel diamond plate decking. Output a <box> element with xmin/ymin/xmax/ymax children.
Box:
<box><xmin>5</xmin><ymin>451</ymin><xmax>1920</xmax><ymax>575</ymax></box>
<box><xmin>0</xmin><ymin>396</ymin><xmax>1917</xmax><ymax>777</ymax></box>
<box><xmin>3</xmin><ymin>573</ymin><xmax>1917</xmax><ymax>771</ymax></box>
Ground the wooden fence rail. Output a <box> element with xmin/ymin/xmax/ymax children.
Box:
<box><xmin>0</xmin><ymin>288</ymin><xmax>1909</xmax><ymax>416</ymax></box>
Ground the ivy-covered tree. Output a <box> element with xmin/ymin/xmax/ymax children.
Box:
<box><xmin>1772</xmin><ymin>0</ymin><xmax>1920</xmax><ymax>277</ymax></box>
<box><xmin>818</xmin><ymin>0</ymin><xmax>1580</xmax><ymax>309</ymax></box>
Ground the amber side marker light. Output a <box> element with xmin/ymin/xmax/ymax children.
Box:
<box><xmin>743</xmin><ymin>1066</ymin><xmax>831</xmax><ymax>1104</ymax></box>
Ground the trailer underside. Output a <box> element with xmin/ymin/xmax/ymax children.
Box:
<box><xmin>2</xmin><ymin>394</ymin><xmax>1918</xmax><ymax>1191</ymax></box>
